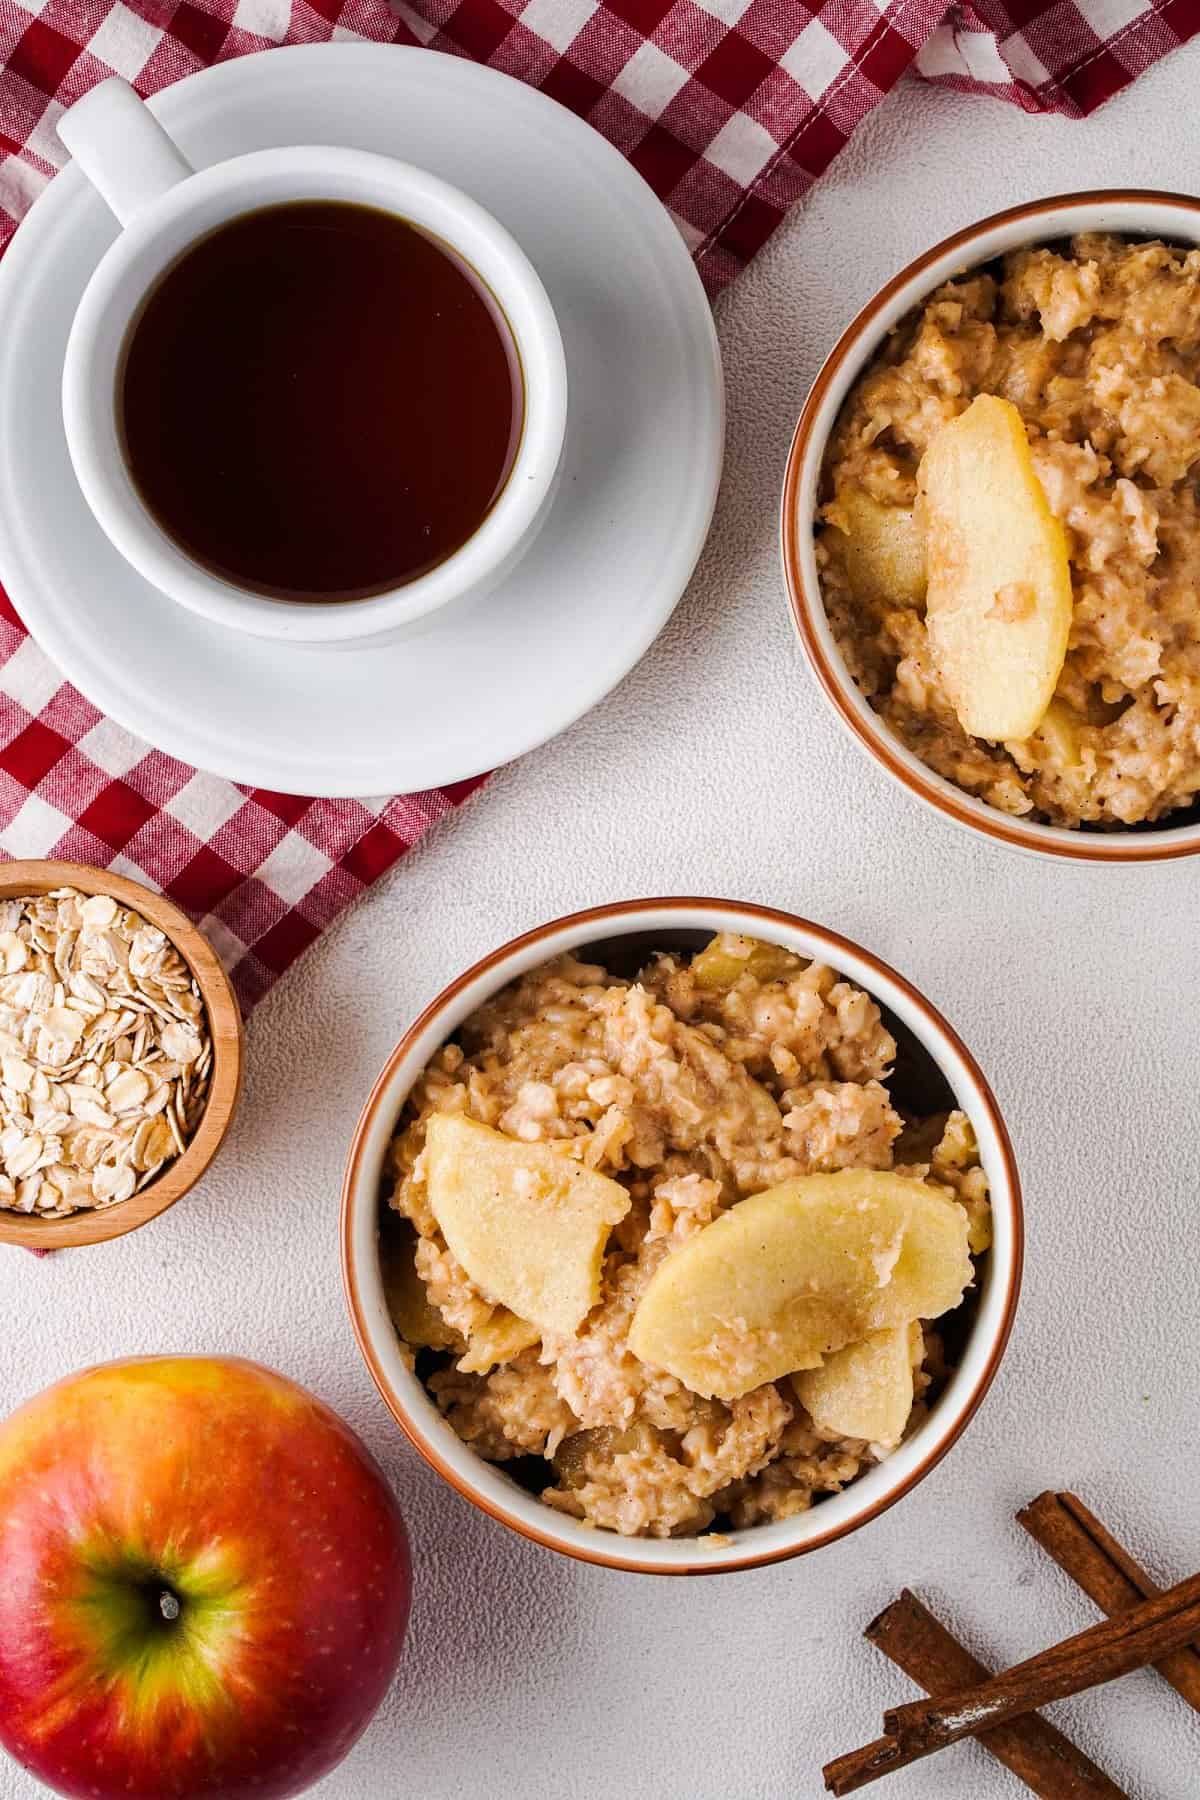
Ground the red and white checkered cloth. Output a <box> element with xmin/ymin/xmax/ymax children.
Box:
<box><xmin>0</xmin><ymin>0</ymin><xmax>1195</xmax><ymax>1015</ymax></box>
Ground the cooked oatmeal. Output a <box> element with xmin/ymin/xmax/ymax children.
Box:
<box><xmin>818</xmin><ymin>234</ymin><xmax>1200</xmax><ymax>828</ymax></box>
<box><xmin>381</xmin><ymin>934</ymin><xmax>990</xmax><ymax>1540</ymax></box>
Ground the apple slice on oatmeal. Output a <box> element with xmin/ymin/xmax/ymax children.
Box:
<box><xmin>917</xmin><ymin>393</ymin><xmax>1073</xmax><ymax>742</ymax></box>
<box><xmin>425</xmin><ymin>1113</ymin><xmax>630</xmax><ymax>1336</ymax></box>
<box><xmin>831</xmin><ymin>488</ymin><xmax>926</xmax><ymax>610</ymax></box>
<box><xmin>628</xmin><ymin>1169</ymin><xmax>972</xmax><ymax>1403</ymax></box>
<box><xmin>792</xmin><ymin>1322</ymin><xmax>922</xmax><ymax>1449</ymax></box>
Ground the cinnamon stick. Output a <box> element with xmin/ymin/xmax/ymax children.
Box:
<box><xmin>882</xmin><ymin>1572</ymin><xmax>1200</xmax><ymax>1765</ymax></box>
<box><xmin>822</xmin><ymin>1590</ymin><xmax>1126</xmax><ymax>1797</ymax></box>
<box><xmin>1018</xmin><ymin>1491</ymin><xmax>1200</xmax><ymax>1712</ymax></box>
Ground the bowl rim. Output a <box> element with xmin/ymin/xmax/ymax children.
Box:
<box><xmin>781</xmin><ymin>187</ymin><xmax>1200</xmax><ymax>864</ymax></box>
<box><xmin>341</xmin><ymin>896</ymin><xmax>1024</xmax><ymax>1576</ymax></box>
<box><xmin>0</xmin><ymin>860</ymin><xmax>243</xmax><ymax>1249</ymax></box>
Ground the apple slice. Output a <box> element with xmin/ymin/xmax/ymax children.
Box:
<box><xmin>918</xmin><ymin>394</ymin><xmax>1072</xmax><ymax>740</ymax></box>
<box><xmin>424</xmin><ymin>1114</ymin><xmax>631</xmax><ymax>1337</ymax></box>
<box><xmin>691</xmin><ymin>932</ymin><xmax>802</xmax><ymax>991</ymax></box>
<box><xmin>457</xmin><ymin>1309</ymin><xmax>541</xmax><ymax>1375</ymax></box>
<box><xmin>1008</xmin><ymin>696</ymin><xmax>1084</xmax><ymax>770</ymax></box>
<box><xmin>792</xmin><ymin>1322</ymin><xmax>920</xmax><ymax>1447</ymax></box>
<box><xmin>864</xmin><ymin>1181</ymin><xmax>974</xmax><ymax>1332</ymax></box>
<box><xmin>381</xmin><ymin>1220</ymin><xmax>460</xmax><ymax>1352</ymax></box>
<box><xmin>628</xmin><ymin>1170</ymin><xmax>971</xmax><ymax>1402</ymax></box>
<box><xmin>835</xmin><ymin>490</ymin><xmax>926</xmax><ymax>608</ymax></box>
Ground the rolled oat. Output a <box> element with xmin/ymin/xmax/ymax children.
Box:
<box><xmin>0</xmin><ymin>889</ymin><xmax>212</xmax><ymax>1217</ymax></box>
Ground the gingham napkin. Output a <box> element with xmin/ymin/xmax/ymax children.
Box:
<box><xmin>0</xmin><ymin>0</ymin><xmax>1195</xmax><ymax>1017</ymax></box>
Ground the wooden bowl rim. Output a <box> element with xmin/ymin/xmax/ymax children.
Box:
<box><xmin>0</xmin><ymin>861</ymin><xmax>243</xmax><ymax>1249</ymax></box>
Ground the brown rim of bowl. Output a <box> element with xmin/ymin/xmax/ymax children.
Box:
<box><xmin>341</xmin><ymin>897</ymin><xmax>1024</xmax><ymax>1576</ymax></box>
<box><xmin>782</xmin><ymin>188</ymin><xmax>1200</xmax><ymax>865</ymax></box>
<box><xmin>0</xmin><ymin>861</ymin><xmax>243</xmax><ymax>1250</ymax></box>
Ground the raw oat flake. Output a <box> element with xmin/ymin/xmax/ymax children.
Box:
<box><xmin>0</xmin><ymin>889</ymin><xmax>211</xmax><ymax>1216</ymax></box>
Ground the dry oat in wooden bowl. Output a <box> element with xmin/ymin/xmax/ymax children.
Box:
<box><xmin>0</xmin><ymin>862</ymin><xmax>242</xmax><ymax>1251</ymax></box>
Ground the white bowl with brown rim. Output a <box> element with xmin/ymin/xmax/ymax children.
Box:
<box><xmin>781</xmin><ymin>190</ymin><xmax>1200</xmax><ymax>865</ymax></box>
<box><xmin>0</xmin><ymin>861</ymin><xmax>242</xmax><ymax>1251</ymax></box>
<box><xmin>341</xmin><ymin>898</ymin><xmax>1022</xmax><ymax>1576</ymax></box>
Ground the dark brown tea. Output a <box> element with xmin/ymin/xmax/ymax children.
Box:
<box><xmin>119</xmin><ymin>201</ymin><xmax>523</xmax><ymax>602</ymax></box>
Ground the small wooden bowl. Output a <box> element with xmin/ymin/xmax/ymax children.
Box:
<box><xmin>0</xmin><ymin>861</ymin><xmax>243</xmax><ymax>1250</ymax></box>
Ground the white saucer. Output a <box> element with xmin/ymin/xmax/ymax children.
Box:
<box><xmin>0</xmin><ymin>45</ymin><xmax>723</xmax><ymax>797</ymax></box>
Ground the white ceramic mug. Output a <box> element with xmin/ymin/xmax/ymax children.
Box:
<box><xmin>58</xmin><ymin>78</ymin><xmax>568</xmax><ymax>647</ymax></box>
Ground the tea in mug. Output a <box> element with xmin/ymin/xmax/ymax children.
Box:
<box><xmin>119</xmin><ymin>200</ymin><xmax>523</xmax><ymax>602</ymax></box>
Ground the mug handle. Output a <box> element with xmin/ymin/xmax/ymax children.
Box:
<box><xmin>57</xmin><ymin>77</ymin><xmax>192</xmax><ymax>227</ymax></box>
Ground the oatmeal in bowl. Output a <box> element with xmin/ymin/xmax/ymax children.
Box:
<box><xmin>342</xmin><ymin>901</ymin><xmax>1021</xmax><ymax>1574</ymax></box>
<box><xmin>782</xmin><ymin>191</ymin><xmax>1200</xmax><ymax>862</ymax></box>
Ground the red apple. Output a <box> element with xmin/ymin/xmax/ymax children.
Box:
<box><xmin>0</xmin><ymin>1355</ymin><xmax>410</xmax><ymax>1799</ymax></box>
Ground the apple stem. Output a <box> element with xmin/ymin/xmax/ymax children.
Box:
<box><xmin>159</xmin><ymin>1591</ymin><xmax>181</xmax><ymax>1623</ymax></box>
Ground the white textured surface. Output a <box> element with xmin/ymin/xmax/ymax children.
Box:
<box><xmin>5</xmin><ymin>55</ymin><xmax>1200</xmax><ymax>1800</ymax></box>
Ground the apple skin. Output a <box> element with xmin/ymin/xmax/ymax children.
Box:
<box><xmin>0</xmin><ymin>1356</ymin><xmax>411</xmax><ymax>1800</ymax></box>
